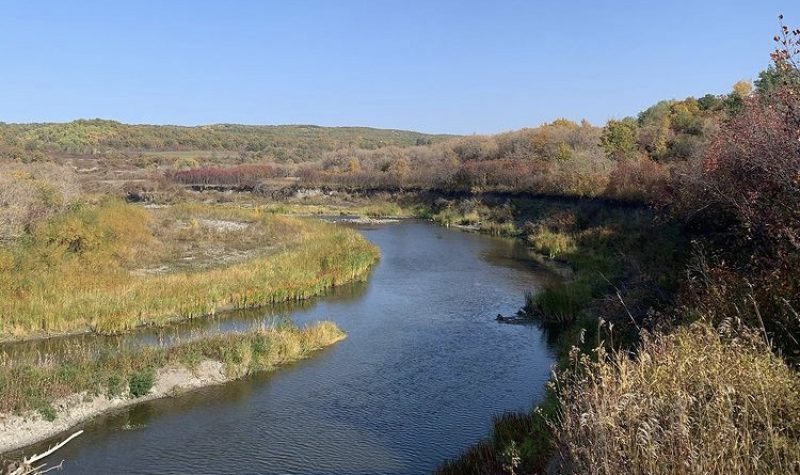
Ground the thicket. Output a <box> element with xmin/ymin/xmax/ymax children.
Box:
<box><xmin>438</xmin><ymin>17</ymin><xmax>800</xmax><ymax>474</ymax></box>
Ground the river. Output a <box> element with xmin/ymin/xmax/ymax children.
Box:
<box><xmin>19</xmin><ymin>220</ymin><xmax>557</xmax><ymax>474</ymax></box>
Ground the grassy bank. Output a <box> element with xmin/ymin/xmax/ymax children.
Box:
<box><xmin>0</xmin><ymin>200</ymin><xmax>379</xmax><ymax>338</ymax></box>
<box><xmin>557</xmin><ymin>321</ymin><xmax>800</xmax><ymax>474</ymax></box>
<box><xmin>0</xmin><ymin>321</ymin><xmax>345</xmax><ymax>417</ymax></box>
<box><xmin>434</xmin><ymin>197</ymin><xmax>689</xmax><ymax>473</ymax></box>
<box><xmin>433</xmin><ymin>190</ymin><xmax>800</xmax><ymax>473</ymax></box>
<box><xmin>0</xmin><ymin>321</ymin><xmax>346</xmax><ymax>453</ymax></box>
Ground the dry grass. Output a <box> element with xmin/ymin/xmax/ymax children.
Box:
<box><xmin>0</xmin><ymin>200</ymin><xmax>379</xmax><ymax>338</ymax></box>
<box><xmin>526</xmin><ymin>227</ymin><xmax>576</xmax><ymax>259</ymax></box>
<box><xmin>0</xmin><ymin>321</ymin><xmax>346</xmax><ymax>416</ymax></box>
<box><xmin>0</xmin><ymin>163</ymin><xmax>80</xmax><ymax>240</ymax></box>
<box><xmin>555</xmin><ymin>321</ymin><xmax>800</xmax><ymax>475</ymax></box>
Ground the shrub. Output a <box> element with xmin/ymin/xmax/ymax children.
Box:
<box><xmin>128</xmin><ymin>369</ymin><xmax>155</xmax><ymax>398</ymax></box>
<box><xmin>604</xmin><ymin>156</ymin><xmax>667</xmax><ymax>202</ymax></box>
<box><xmin>526</xmin><ymin>227</ymin><xmax>576</xmax><ymax>259</ymax></box>
<box><xmin>106</xmin><ymin>375</ymin><xmax>123</xmax><ymax>398</ymax></box>
<box><xmin>675</xmin><ymin>86</ymin><xmax>800</xmax><ymax>361</ymax></box>
<box><xmin>555</xmin><ymin>322</ymin><xmax>800</xmax><ymax>474</ymax></box>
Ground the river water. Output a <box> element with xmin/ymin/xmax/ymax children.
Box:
<box><xmin>22</xmin><ymin>221</ymin><xmax>557</xmax><ymax>474</ymax></box>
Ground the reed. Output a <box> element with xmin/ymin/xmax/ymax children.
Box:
<box><xmin>0</xmin><ymin>200</ymin><xmax>379</xmax><ymax>338</ymax></box>
<box><xmin>0</xmin><ymin>321</ymin><xmax>346</xmax><ymax>416</ymax></box>
<box><xmin>556</xmin><ymin>322</ymin><xmax>800</xmax><ymax>474</ymax></box>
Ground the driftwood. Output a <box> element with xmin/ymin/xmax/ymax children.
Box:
<box><xmin>4</xmin><ymin>430</ymin><xmax>83</xmax><ymax>475</ymax></box>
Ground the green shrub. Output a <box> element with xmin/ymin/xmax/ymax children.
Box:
<box><xmin>36</xmin><ymin>401</ymin><xmax>57</xmax><ymax>422</ymax></box>
<box><xmin>106</xmin><ymin>375</ymin><xmax>123</xmax><ymax>398</ymax></box>
<box><xmin>128</xmin><ymin>370</ymin><xmax>155</xmax><ymax>398</ymax></box>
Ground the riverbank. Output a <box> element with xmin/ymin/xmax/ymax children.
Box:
<box><xmin>0</xmin><ymin>321</ymin><xmax>346</xmax><ymax>455</ymax></box>
<box><xmin>0</xmin><ymin>201</ymin><xmax>379</xmax><ymax>339</ymax></box>
<box><xmin>411</xmin><ymin>196</ymin><xmax>689</xmax><ymax>473</ymax></box>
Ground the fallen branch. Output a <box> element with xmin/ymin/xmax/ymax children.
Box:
<box><xmin>4</xmin><ymin>430</ymin><xmax>83</xmax><ymax>475</ymax></box>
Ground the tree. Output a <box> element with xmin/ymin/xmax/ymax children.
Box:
<box><xmin>600</xmin><ymin>118</ymin><xmax>638</xmax><ymax>160</ymax></box>
<box><xmin>725</xmin><ymin>80</ymin><xmax>753</xmax><ymax>114</ymax></box>
<box><xmin>732</xmin><ymin>80</ymin><xmax>753</xmax><ymax>98</ymax></box>
<box><xmin>698</xmin><ymin>94</ymin><xmax>724</xmax><ymax>111</ymax></box>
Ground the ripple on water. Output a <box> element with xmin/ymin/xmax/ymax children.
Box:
<box><xmin>21</xmin><ymin>221</ymin><xmax>557</xmax><ymax>475</ymax></box>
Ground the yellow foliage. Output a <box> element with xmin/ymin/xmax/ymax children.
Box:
<box><xmin>556</xmin><ymin>322</ymin><xmax>800</xmax><ymax>474</ymax></box>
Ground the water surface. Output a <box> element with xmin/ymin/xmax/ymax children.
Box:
<box><xmin>21</xmin><ymin>221</ymin><xmax>557</xmax><ymax>474</ymax></box>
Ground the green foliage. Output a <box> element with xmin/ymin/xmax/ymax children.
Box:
<box><xmin>755</xmin><ymin>65</ymin><xmax>800</xmax><ymax>94</ymax></box>
<box><xmin>600</xmin><ymin>118</ymin><xmax>639</xmax><ymax>160</ymax></box>
<box><xmin>697</xmin><ymin>93</ymin><xmax>724</xmax><ymax>111</ymax></box>
<box><xmin>106</xmin><ymin>375</ymin><xmax>123</xmax><ymax>398</ymax></box>
<box><xmin>0</xmin><ymin>120</ymin><xmax>452</xmax><ymax>159</ymax></box>
<box><xmin>532</xmin><ymin>282</ymin><xmax>592</xmax><ymax>324</ymax></box>
<box><xmin>36</xmin><ymin>402</ymin><xmax>57</xmax><ymax>422</ymax></box>
<box><xmin>128</xmin><ymin>370</ymin><xmax>155</xmax><ymax>398</ymax></box>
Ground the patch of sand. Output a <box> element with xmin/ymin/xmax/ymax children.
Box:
<box><xmin>0</xmin><ymin>360</ymin><xmax>226</xmax><ymax>454</ymax></box>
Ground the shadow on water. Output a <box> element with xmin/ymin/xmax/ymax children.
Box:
<box><xmin>10</xmin><ymin>221</ymin><xmax>560</xmax><ymax>475</ymax></box>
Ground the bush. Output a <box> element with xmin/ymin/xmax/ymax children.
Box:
<box><xmin>106</xmin><ymin>375</ymin><xmax>123</xmax><ymax>398</ymax></box>
<box><xmin>555</xmin><ymin>322</ymin><xmax>800</xmax><ymax>474</ymax></box>
<box><xmin>676</xmin><ymin>87</ymin><xmax>800</xmax><ymax>361</ymax></box>
<box><xmin>526</xmin><ymin>227</ymin><xmax>576</xmax><ymax>259</ymax></box>
<box><xmin>604</xmin><ymin>156</ymin><xmax>667</xmax><ymax>202</ymax></box>
<box><xmin>128</xmin><ymin>369</ymin><xmax>155</xmax><ymax>398</ymax></box>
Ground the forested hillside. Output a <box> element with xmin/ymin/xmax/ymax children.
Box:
<box><xmin>0</xmin><ymin>120</ymin><xmax>451</xmax><ymax>163</ymax></box>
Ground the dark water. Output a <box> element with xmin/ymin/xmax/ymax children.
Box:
<box><xmin>22</xmin><ymin>221</ymin><xmax>557</xmax><ymax>475</ymax></box>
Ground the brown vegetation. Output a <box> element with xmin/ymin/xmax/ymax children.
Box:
<box><xmin>555</xmin><ymin>322</ymin><xmax>800</xmax><ymax>475</ymax></box>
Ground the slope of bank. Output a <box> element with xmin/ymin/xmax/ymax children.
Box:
<box><xmin>0</xmin><ymin>321</ymin><xmax>346</xmax><ymax>454</ymax></box>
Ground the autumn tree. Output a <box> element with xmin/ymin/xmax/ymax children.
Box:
<box><xmin>600</xmin><ymin>118</ymin><xmax>638</xmax><ymax>160</ymax></box>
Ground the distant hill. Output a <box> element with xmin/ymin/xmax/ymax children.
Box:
<box><xmin>0</xmin><ymin>119</ymin><xmax>455</xmax><ymax>162</ymax></box>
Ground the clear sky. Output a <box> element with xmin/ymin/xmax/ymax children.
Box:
<box><xmin>1</xmin><ymin>1</ymin><xmax>798</xmax><ymax>134</ymax></box>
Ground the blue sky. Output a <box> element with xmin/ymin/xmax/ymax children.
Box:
<box><xmin>1</xmin><ymin>1</ymin><xmax>798</xmax><ymax>134</ymax></box>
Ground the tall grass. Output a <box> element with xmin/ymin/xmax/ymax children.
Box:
<box><xmin>0</xmin><ymin>321</ymin><xmax>346</xmax><ymax>416</ymax></box>
<box><xmin>526</xmin><ymin>227</ymin><xmax>576</xmax><ymax>259</ymax></box>
<box><xmin>556</xmin><ymin>322</ymin><xmax>800</xmax><ymax>474</ymax></box>
<box><xmin>437</xmin><ymin>389</ymin><xmax>559</xmax><ymax>475</ymax></box>
<box><xmin>0</xmin><ymin>200</ymin><xmax>379</xmax><ymax>338</ymax></box>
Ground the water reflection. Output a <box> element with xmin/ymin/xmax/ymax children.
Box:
<box><xmin>13</xmin><ymin>221</ymin><xmax>558</xmax><ymax>475</ymax></box>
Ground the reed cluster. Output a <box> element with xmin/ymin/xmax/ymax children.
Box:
<box><xmin>0</xmin><ymin>321</ymin><xmax>346</xmax><ymax>417</ymax></box>
<box><xmin>556</xmin><ymin>322</ymin><xmax>800</xmax><ymax>474</ymax></box>
<box><xmin>0</xmin><ymin>200</ymin><xmax>378</xmax><ymax>338</ymax></box>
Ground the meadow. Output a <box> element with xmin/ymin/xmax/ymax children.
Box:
<box><xmin>0</xmin><ymin>197</ymin><xmax>378</xmax><ymax>338</ymax></box>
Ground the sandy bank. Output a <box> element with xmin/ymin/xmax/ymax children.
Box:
<box><xmin>0</xmin><ymin>325</ymin><xmax>344</xmax><ymax>456</ymax></box>
<box><xmin>0</xmin><ymin>360</ymin><xmax>228</xmax><ymax>455</ymax></box>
